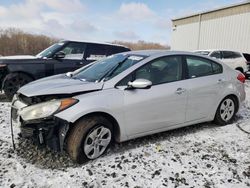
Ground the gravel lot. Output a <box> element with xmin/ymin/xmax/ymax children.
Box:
<box><xmin>0</xmin><ymin>82</ymin><xmax>250</xmax><ymax>187</ymax></box>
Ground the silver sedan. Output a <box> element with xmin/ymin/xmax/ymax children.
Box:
<box><xmin>12</xmin><ymin>50</ymin><xmax>246</xmax><ymax>163</ymax></box>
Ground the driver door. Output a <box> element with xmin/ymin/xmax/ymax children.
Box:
<box><xmin>52</xmin><ymin>42</ymin><xmax>87</xmax><ymax>74</ymax></box>
<box><xmin>117</xmin><ymin>56</ymin><xmax>188</xmax><ymax>138</ymax></box>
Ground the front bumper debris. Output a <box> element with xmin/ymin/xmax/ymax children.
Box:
<box><xmin>11</xmin><ymin>97</ymin><xmax>70</xmax><ymax>151</ymax></box>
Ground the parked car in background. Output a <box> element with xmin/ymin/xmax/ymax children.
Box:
<box><xmin>11</xmin><ymin>50</ymin><xmax>246</xmax><ymax>163</ymax></box>
<box><xmin>194</xmin><ymin>50</ymin><xmax>248</xmax><ymax>74</ymax></box>
<box><xmin>243</xmin><ymin>53</ymin><xmax>250</xmax><ymax>78</ymax></box>
<box><xmin>0</xmin><ymin>40</ymin><xmax>130</xmax><ymax>100</ymax></box>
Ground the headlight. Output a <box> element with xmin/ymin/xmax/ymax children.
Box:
<box><xmin>19</xmin><ymin>98</ymin><xmax>78</xmax><ymax>121</ymax></box>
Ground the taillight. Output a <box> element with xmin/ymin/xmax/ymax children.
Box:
<box><xmin>237</xmin><ymin>73</ymin><xmax>245</xmax><ymax>83</ymax></box>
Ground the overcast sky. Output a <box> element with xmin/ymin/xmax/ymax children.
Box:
<box><xmin>0</xmin><ymin>0</ymin><xmax>244</xmax><ymax>45</ymax></box>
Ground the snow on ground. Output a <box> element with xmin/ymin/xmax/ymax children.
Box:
<box><xmin>0</xmin><ymin>82</ymin><xmax>250</xmax><ymax>188</ymax></box>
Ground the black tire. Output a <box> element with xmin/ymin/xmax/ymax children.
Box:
<box><xmin>214</xmin><ymin>96</ymin><xmax>237</xmax><ymax>126</ymax></box>
<box><xmin>66</xmin><ymin>116</ymin><xmax>113</xmax><ymax>164</ymax></box>
<box><xmin>3</xmin><ymin>73</ymin><xmax>33</xmax><ymax>101</ymax></box>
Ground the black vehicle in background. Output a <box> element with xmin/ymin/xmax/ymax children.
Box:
<box><xmin>0</xmin><ymin>40</ymin><xmax>130</xmax><ymax>100</ymax></box>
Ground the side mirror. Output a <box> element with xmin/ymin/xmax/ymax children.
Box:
<box><xmin>66</xmin><ymin>72</ymin><xmax>73</xmax><ymax>77</ymax></box>
<box><xmin>54</xmin><ymin>51</ymin><xmax>65</xmax><ymax>59</ymax></box>
<box><xmin>127</xmin><ymin>79</ymin><xmax>152</xmax><ymax>89</ymax></box>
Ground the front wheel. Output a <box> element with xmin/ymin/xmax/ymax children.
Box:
<box><xmin>66</xmin><ymin>116</ymin><xmax>113</xmax><ymax>163</ymax></box>
<box><xmin>214</xmin><ymin>96</ymin><xmax>237</xmax><ymax>125</ymax></box>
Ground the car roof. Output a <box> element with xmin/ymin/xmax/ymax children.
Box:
<box><xmin>195</xmin><ymin>49</ymin><xmax>242</xmax><ymax>53</ymax></box>
<box><xmin>61</xmin><ymin>40</ymin><xmax>129</xmax><ymax>49</ymax></box>
<box><xmin>121</xmin><ymin>50</ymin><xmax>203</xmax><ymax>57</ymax></box>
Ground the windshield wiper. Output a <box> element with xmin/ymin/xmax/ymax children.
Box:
<box><xmin>98</xmin><ymin>58</ymin><xmax>127</xmax><ymax>82</ymax></box>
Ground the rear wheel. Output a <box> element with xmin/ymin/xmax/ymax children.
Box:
<box><xmin>214</xmin><ymin>96</ymin><xmax>237</xmax><ymax>125</ymax></box>
<box><xmin>66</xmin><ymin>116</ymin><xmax>113</xmax><ymax>163</ymax></box>
<box><xmin>3</xmin><ymin>73</ymin><xmax>33</xmax><ymax>100</ymax></box>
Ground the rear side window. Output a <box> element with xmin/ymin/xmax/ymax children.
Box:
<box><xmin>186</xmin><ymin>56</ymin><xmax>222</xmax><ymax>78</ymax></box>
<box><xmin>85</xmin><ymin>44</ymin><xmax>107</xmax><ymax>61</ymax></box>
<box><xmin>222</xmin><ymin>51</ymin><xmax>242</xmax><ymax>59</ymax></box>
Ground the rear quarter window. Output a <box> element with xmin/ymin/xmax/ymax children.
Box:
<box><xmin>186</xmin><ymin>56</ymin><xmax>222</xmax><ymax>78</ymax></box>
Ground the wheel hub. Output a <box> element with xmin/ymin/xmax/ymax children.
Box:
<box><xmin>220</xmin><ymin>98</ymin><xmax>235</xmax><ymax>122</ymax></box>
<box><xmin>84</xmin><ymin>126</ymin><xmax>111</xmax><ymax>159</ymax></box>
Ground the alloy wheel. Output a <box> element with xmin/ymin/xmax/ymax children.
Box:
<box><xmin>83</xmin><ymin>126</ymin><xmax>111</xmax><ymax>159</ymax></box>
<box><xmin>220</xmin><ymin>98</ymin><xmax>235</xmax><ymax>121</ymax></box>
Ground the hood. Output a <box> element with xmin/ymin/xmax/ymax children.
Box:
<box><xmin>18</xmin><ymin>74</ymin><xmax>104</xmax><ymax>97</ymax></box>
<box><xmin>0</xmin><ymin>55</ymin><xmax>37</xmax><ymax>60</ymax></box>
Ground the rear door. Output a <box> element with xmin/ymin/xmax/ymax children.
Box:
<box><xmin>117</xmin><ymin>55</ymin><xmax>188</xmax><ymax>137</ymax></box>
<box><xmin>184</xmin><ymin>55</ymin><xmax>225</xmax><ymax>121</ymax></box>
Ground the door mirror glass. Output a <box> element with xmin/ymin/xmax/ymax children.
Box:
<box><xmin>54</xmin><ymin>51</ymin><xmax>66</xmax><ymax>59</ymax></box>
<box><xmin>127</xmin><ymin>79</ymin><xmax>152</xmax><ymax>89</ymax></box>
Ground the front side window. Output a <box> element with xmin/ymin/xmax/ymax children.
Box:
<box><xmin>194</xmin><ymin>51</ymin><xmax>210</xmax><ymax>56</ymax></box>
<box><xmin>210</xmin><ymin>51</ymin><xmax>221</xmax><ymax>59</ymax></box>
<box><xmin>61</xmin><ymin>42</ymin><xmax>86</xmax><ymax>60</ymax></box>
<box><xmin>117</xmin><ymin>56</ymin><xmax>183</xmax><ymax>86</ymax></box>
<box><xmin>186</xmin><ymin>56</ymin><xmax>222</xmax><ymax>78</ymax></box>
<box><xmin>36</xmin><ymin>42</ymin><xmax>65</xmax><ymax>58</ymax></box>
<box><xmin>135</xmin><ymin>56</ymin><xmax>182</xmax><ymax>85</ymax></box>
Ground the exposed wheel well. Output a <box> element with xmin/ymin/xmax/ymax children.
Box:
<box><xmin>68</xmin><ymin>112</ymin><xmax>121</xmax><ymax>143</ymax></box>
<box><xmin>235</xmin><ymin>67</ymin><xmax>244</xmax><ymax>73</ymax></box>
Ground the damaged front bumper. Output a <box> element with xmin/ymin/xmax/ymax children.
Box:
<box><xmin>11</xmin><ymin>97</ymin><xmax>70</xmax><ymax>151</ymax></box>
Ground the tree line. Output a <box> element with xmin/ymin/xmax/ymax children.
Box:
<box><xmin>0</xmin><ymin>28</ymin><xmax>170</xmax><ymax>56</ymax></box>
<box><xmin>0</xmin><ymin>28</ymin><xmax>57</xmax><ymax>56</ymax></box>
<box><xmin>113</xmin><ymin>40</ymin><xmax>170</xmax><ymax>50</ymax></box>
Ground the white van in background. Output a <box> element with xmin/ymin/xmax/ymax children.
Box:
<box><xmin>194</xmin><ymin>50</ymin><xmax>248</xmax><ymax>74</ymax></box>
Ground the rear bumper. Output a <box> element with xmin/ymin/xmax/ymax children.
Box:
<box><xmin>11</xmin><ymin>97</ymin><xmax>70</xmax><ymax>151</ymax></box>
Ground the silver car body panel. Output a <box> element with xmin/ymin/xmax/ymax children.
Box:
<box><xmin>17</xmin><ymin>50</ymin><xmax>245</xmax><ymax>143</ymax></box>
<box><xmin>18</xmin><ymin>74</ymin><xmax>104</xmax><ymax>97</ymax></box>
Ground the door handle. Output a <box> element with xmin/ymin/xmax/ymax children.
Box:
<box><xmin>175</xmin><ymin>88</ymin><xmax>186</xmax><ymax>95</ymax></box>
<box><xmin>78</xmin><ymin>62</ymin><xmax>84</xmax><ymax>65</ymax></box>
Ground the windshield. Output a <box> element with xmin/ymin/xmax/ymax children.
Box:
<box><xmin>194</xmin><ymin>51</ymin><xmax>210</xmax><ymax>56</ymax></box>
<box><xmin>72</xmin><ymin>54</ymin><xmax>145</xmax><ymax>82</ymax></box>
<box><xmin>36</xmin><ymin>42</ymin><xmax>65</xmax><ymax>58</ymax></box>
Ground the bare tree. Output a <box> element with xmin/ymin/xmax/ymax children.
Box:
<box><xmin>112</xmin><ymin>40</ymin><xmax>170</xmax><ymax>50</ymax></box>
<box><xmin>0</xmin><ymin>28</ymin><xmax>58</xmax><ymax>56</ymax></box>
